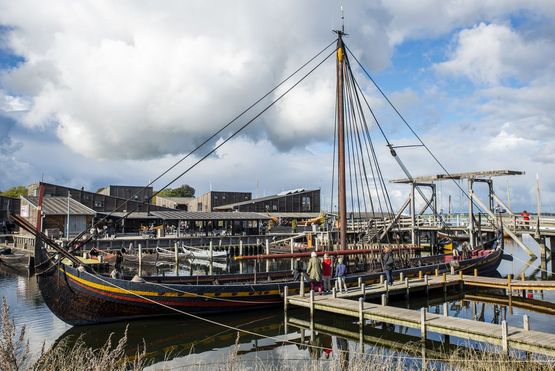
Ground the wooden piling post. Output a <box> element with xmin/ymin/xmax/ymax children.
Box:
<box><xmin>332</xmin><ymin>287</ymin><xmax>336</xmax><ymax>298</ymax></box>
<box><xmin>174</xmin><ymin>242</ymin><xmax>179</xmax><ymax>265</ymax></box>
<box><xmin>381</xmin><ymin>293</ymin><xmax>387</xmax><ymax>306</ymax></box>
<box><xmin>300</xmin><ymin>278</ymin><xmax>305</xmax><ymax>297</ymax></box>
<box><xmin>450</xmin><ymin>266</ymin><xmax>455</xmax><ymax>275</ymax></box>
<box><xmin>400</xmin><ymin>272</ymin><xmax>404</xmax><ymax>282</ymax></box>
<box><xmin>284</xmin><ymin>286</ymin><xmax>288</xmax><ymax>314</ymax></box>
<box><xmin>380</xmin><ymin>274</ymin><xmax>384</xmax><ymax>284</ymax></box>
<box><xmin>523</xmin><ymin>315</ymin><xmax>529</xmax><ymax>331</ymax></box>
<box><xmin>507</xmin><ymin>274</ymin><xmax>512</xmax><ymax>298</ymax></box>
<box><xmin>209</xmin><ymin>240</ymin><xmax>213</xmax><ymax>260</ymax></box>
<box><xmin>239</xmin><ymin>240</ymin><xmax>243</xmax><ymax>256</ymax></box>
<box><xmin>138</xmin><ymin>243</ymin><xmax>142</xmax><ymax>268</ymax></box>
<box><xmin>474</xmin><ymin>268</ymin><xmax>478</xmax><ymax>277</ymax></box>
<box><xmin>418</xmin><ymin>270</ymin><xmax>423</xmax><ymax>279</ymax></box>
<box><xmin>405</xmin><ymin>277</ymin><xmax>410</xmax><ymax>298</ymax></box>
<box><xmin>443</xmin><ymin>273</ymin><xmax>447</xmax><ymax>293</ymax></box>
<box><xmin>424</xmin><ymin>274</ymin><xmax>429</xmax><ymax>296</ymax></box>
<box><xmin>434</xmin><ymin>268</ymin><xmax>439</xmax><ymax>277</ymax></box>
<box><xmin>359</xmin><ymin>297</ymin><xmax>364</xmax><ymax>325</ymax></box>
<box><xmin>443</xmin><ymin>302</ymin><xmax>448</xmax><ymax>317</ymax></box>
<box><xmin>361</xmin><ymin>283</ymin><xmax>365</xmax><ymax>299</ymax></box>
<box><xmin>420</xmin><ymin>308</ymin><xmax>427</xmax><ymax>340</ymax></box>
<box><xmin>358</xmin><ymin>277</ymin><xmax>362</xmax><ymax>287</ymax></box>
<box><xmin>265</xmin><ymin>239</ymin><xmax>270</xmax><ymax>272</ymax></box>
<box><xmin>501</xmin><ymin>320</ymin><xmax>509</xmax><ymax>354</ymax></box>
<box><xmin>310</xmin><ymin>290</ymin><xmax>315</xmax><ymax>320</ymax></box>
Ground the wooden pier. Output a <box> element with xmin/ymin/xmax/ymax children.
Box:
<box><xmin>323</xmin><ymin>271</ymin><xmax>555</xmax><ymax>303</ymax></box>
<box><xmin>284</xmin><ymin>273</ymin><xmax>555</xmax><ymax>356</ymax></box>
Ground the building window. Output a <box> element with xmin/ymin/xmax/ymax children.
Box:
<box><xmin>94</xmin><ymin>200</ymin><xmax>104</xmax><ymax>207</ymax></box>
<box><xmin>301</xmin><ymin>196</ymin><xmax>311</xmax><ymax>211</ymax></box>
<box><xmin>197</xmin><ymin>202</ymin><xmax>203</xmax><ymax>211</ymax></box>
<box><xmin>272</xmin><ymin>205</ymin><xmax>277</xmax><ymax>211</ymax></box>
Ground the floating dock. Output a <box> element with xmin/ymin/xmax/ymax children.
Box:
<box><xmin>284</xmin><ymin>273</ymin><xmax>555</xmax><ymax>356</ymax></box>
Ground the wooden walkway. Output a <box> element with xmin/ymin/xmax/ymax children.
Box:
<box><xmin>286</xmin><ymin>293</ymin><xmax>555</xmax><ymax>356</ymax></box>
<box><xmin>285</xmin><ymin>273</ymin><xmax>555</xmax><ymax>356</ymax></box>
<box><xmin>328</xmin><ymin>272</ymin><xmax>555</xmax><ymax>302</ymax></box>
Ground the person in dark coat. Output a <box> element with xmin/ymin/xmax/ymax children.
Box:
<box><xmin>381</xmin><ymin>245</ymin><xmax>395</xmax><ymax>285</ymax></box>
<box><xmin>293</xmin><ymin>258</ymin><xmax>306</xmax><ymax>281</ymax></box>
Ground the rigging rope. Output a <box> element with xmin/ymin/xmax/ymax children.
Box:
<box><xmin>67</xmin><ymin>39</ymin><xmax>338</xmax><ymax>250</ymax></box>
<box><xmin>344</xmin><ymin>45</ymin><xmax>486</xmax><ymax>217</ymax></box>
<box><xmin>89</xmin><ymin>271</ymin><xmax>364</xmax><ymax>356</ymax></box>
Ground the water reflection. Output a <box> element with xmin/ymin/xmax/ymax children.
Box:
<box><xmin>1</xmin><ymin>238</ymin><xmax>555</xmax><ymax>367</ymax></box>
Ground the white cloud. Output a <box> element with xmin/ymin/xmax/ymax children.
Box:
<box><xmin>0</xmin><ymin>90</ymin><xmax>29</xmax><ymax>112</ymax></box>
<box><xmin>1</xmin><ymin>1</ymin><xmax>555</xmax><ymax>212</ymax></box>
<box><xmin>382</xmin><ymin>0</ymin><xmax>555</xmax><ymax>45</ymax></box>
<box><xmin>435</xmin><ymin>23</ymin><xmax>555</xmax><ymax>85</ymax></box>
<box><xmin>0</xmin><ymin>1</ymin><xmax>353</xmax><ymax>159</ymax></box>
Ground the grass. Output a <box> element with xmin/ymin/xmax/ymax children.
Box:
<box><xmin>1</xmin><ymin>297</ymin><xmax>554</xmax><ymax>370</ymax></box>
<box><xmin>0</xmin><ymin>297</ymin><xmax>147</xmax><ymax>371</ymax></box>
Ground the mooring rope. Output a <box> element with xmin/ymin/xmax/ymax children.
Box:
<box><xmin>509</xmin><ymin>253</ymin><xmax>553</xmax><ymax>275</ymax></box>
<box><xmin>90</xmin><ymin>272</ymin><xmax>362</xmax><ymax>355</ymax></box>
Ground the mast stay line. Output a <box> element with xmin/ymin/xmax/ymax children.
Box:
<box><xmin>66</xmin><ymin>40</ymin><xmax>339</xmax><ymax>250</ymax></box>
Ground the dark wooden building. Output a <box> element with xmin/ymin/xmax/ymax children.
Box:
<box><xmin>20</xmin><ymin>196</ymin><xmax>95</xmax><ymax>237</ymax></box>
<box><xmin>28</xmin><ymin>182</ymin><xmax>172</xmax><ymax>213</ymax></box>
<box><xmin>0</xmin><ymin>195</ymin><xmax>20</xmax><ymax>230</ymax></box>
<box><xmin>98</xmin><ymin>185</ymin><xmax>153</xmax><ymax>202</ymax></box>
<box><xmin>214</xmin><ymin>189</ymin><xmax>320</xmax><ymax>213</ymax></box>
<box><xmin>196</xmin><ymin>191</ymin><xmax>252</xmax><ymax>212</ymax></box>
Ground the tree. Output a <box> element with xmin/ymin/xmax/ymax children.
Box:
<box><xmin>0</xmin><ymin>186</ymin><xmax>27</xmax><ymax>198</ymax></box>
<box><xmin>157</xmin><ymin>184</ymin><xmax>195</xmax><ymax>198</ymax></box>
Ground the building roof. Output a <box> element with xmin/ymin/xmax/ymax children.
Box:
<box><xmin>151</xmin><ymin>211</ymin><xmax>270</xmax><ymax>221</ymax></box>
<box><xmin>96</xmin><ymin>212</ymin><xmax>161</xmax><ymax>220</ymax></box>
<box><xmin>23</xmin><ymin>196</ymin><xmax>96</xmax><ymax>216</ymax></box>
<box><xmin>155</xmin><ymin>196</ymin><xmax>195</xmax><ymax>203</ymax></box>
<box><xmin>264</xmin><ymin>212</ymin><xmax>321</xmax><ymax>219</ymax></box>
<box><xmin>214</xmin><ymin>188</ymin><xmax>319</xmax><ymax>210</ymax></box>
<box><xmin>390</xmin><ymin>170</ymin><xmax>524</xmax><ymax>184</ymax></box>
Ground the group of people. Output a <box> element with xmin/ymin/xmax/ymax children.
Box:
<box><xmin>304</xmin><ymin>252</ymin><xmax>348</xmax><ymax>294</ymax></box>
<box><xmin>294</xmin><ymin>246</ymin><xmax>397</xmax><ymax>294</ymax></box>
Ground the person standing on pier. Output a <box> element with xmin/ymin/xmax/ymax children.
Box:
<box><xmin>381</xmin><ymin>246</ymin><xmax>395</xmax><ymax>285</ymax></box>
<box><xmin>293</xmin><ymin>257</ymin><xmax>307</xmax><ymax>281</ymax></box>
<box><xmin>307</xmin><ymin>251</ymin><xmax>323</xmax><ymax>294</ymax></box>
<box><xmin>335</xmin><ymin>257</ymin><xmax>347</xmax><ymax>293</ymax></box>
<box><xmin>322</xmin><ymin>253</ymin><xmax>332</xmax><ymax>293</ymax></box>
<box><xmin>521</xmin><ymin>210</ymin><xmax>530</xmax><ymax>228</ymax></box>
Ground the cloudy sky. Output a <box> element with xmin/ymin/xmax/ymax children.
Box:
<box><xmin>1</xmin><ymin>0</ymin><xmax>554</xmax><ymax>213</ymax></box>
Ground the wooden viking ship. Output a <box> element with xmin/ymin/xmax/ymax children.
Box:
<box><xmin>11</xmin><ymin>32</ymin><xmax>504</xmax><ymax>325</ymax></box>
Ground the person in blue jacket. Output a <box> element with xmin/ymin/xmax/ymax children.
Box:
<box><xmin>335</xmin><ymin>257</ymin><xmax>347</xmax><ymax>293</ymax></box>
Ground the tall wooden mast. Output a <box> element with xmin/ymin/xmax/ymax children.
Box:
<box><xmin>335</xmin><ymin>32</ymin><xmax>347</xmax><ymax>250</ymax></box>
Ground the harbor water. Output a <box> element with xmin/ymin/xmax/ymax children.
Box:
<box><xmin>1</xmin><ymin>237</ymin><xmax>554</xmax><ymax>369</ymax></box>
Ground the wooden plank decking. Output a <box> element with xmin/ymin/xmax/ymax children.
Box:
<box><xmin>287</xmin><ymin>293</ymin><xmax>555</xmax><ymax>356</ymax></box>
<box><xmin>332</xmin><ymin>273</ymin><xmax>555</xmax><ymax>302</ymax></box>
<box><xmin>286</xmin><ymin>273</ymin><xmax>555</xmax><ymax>356</ymax></box>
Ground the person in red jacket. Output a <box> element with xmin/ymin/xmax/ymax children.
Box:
<box><xmin>322</xmin><ymin>253</ymin><xmax>333</xmax><ymax>293</ymax></box>
<box><xmin>521</xmin><ymin>210</ymin><xmax>530</xmax><ymax>228</ymax></box>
